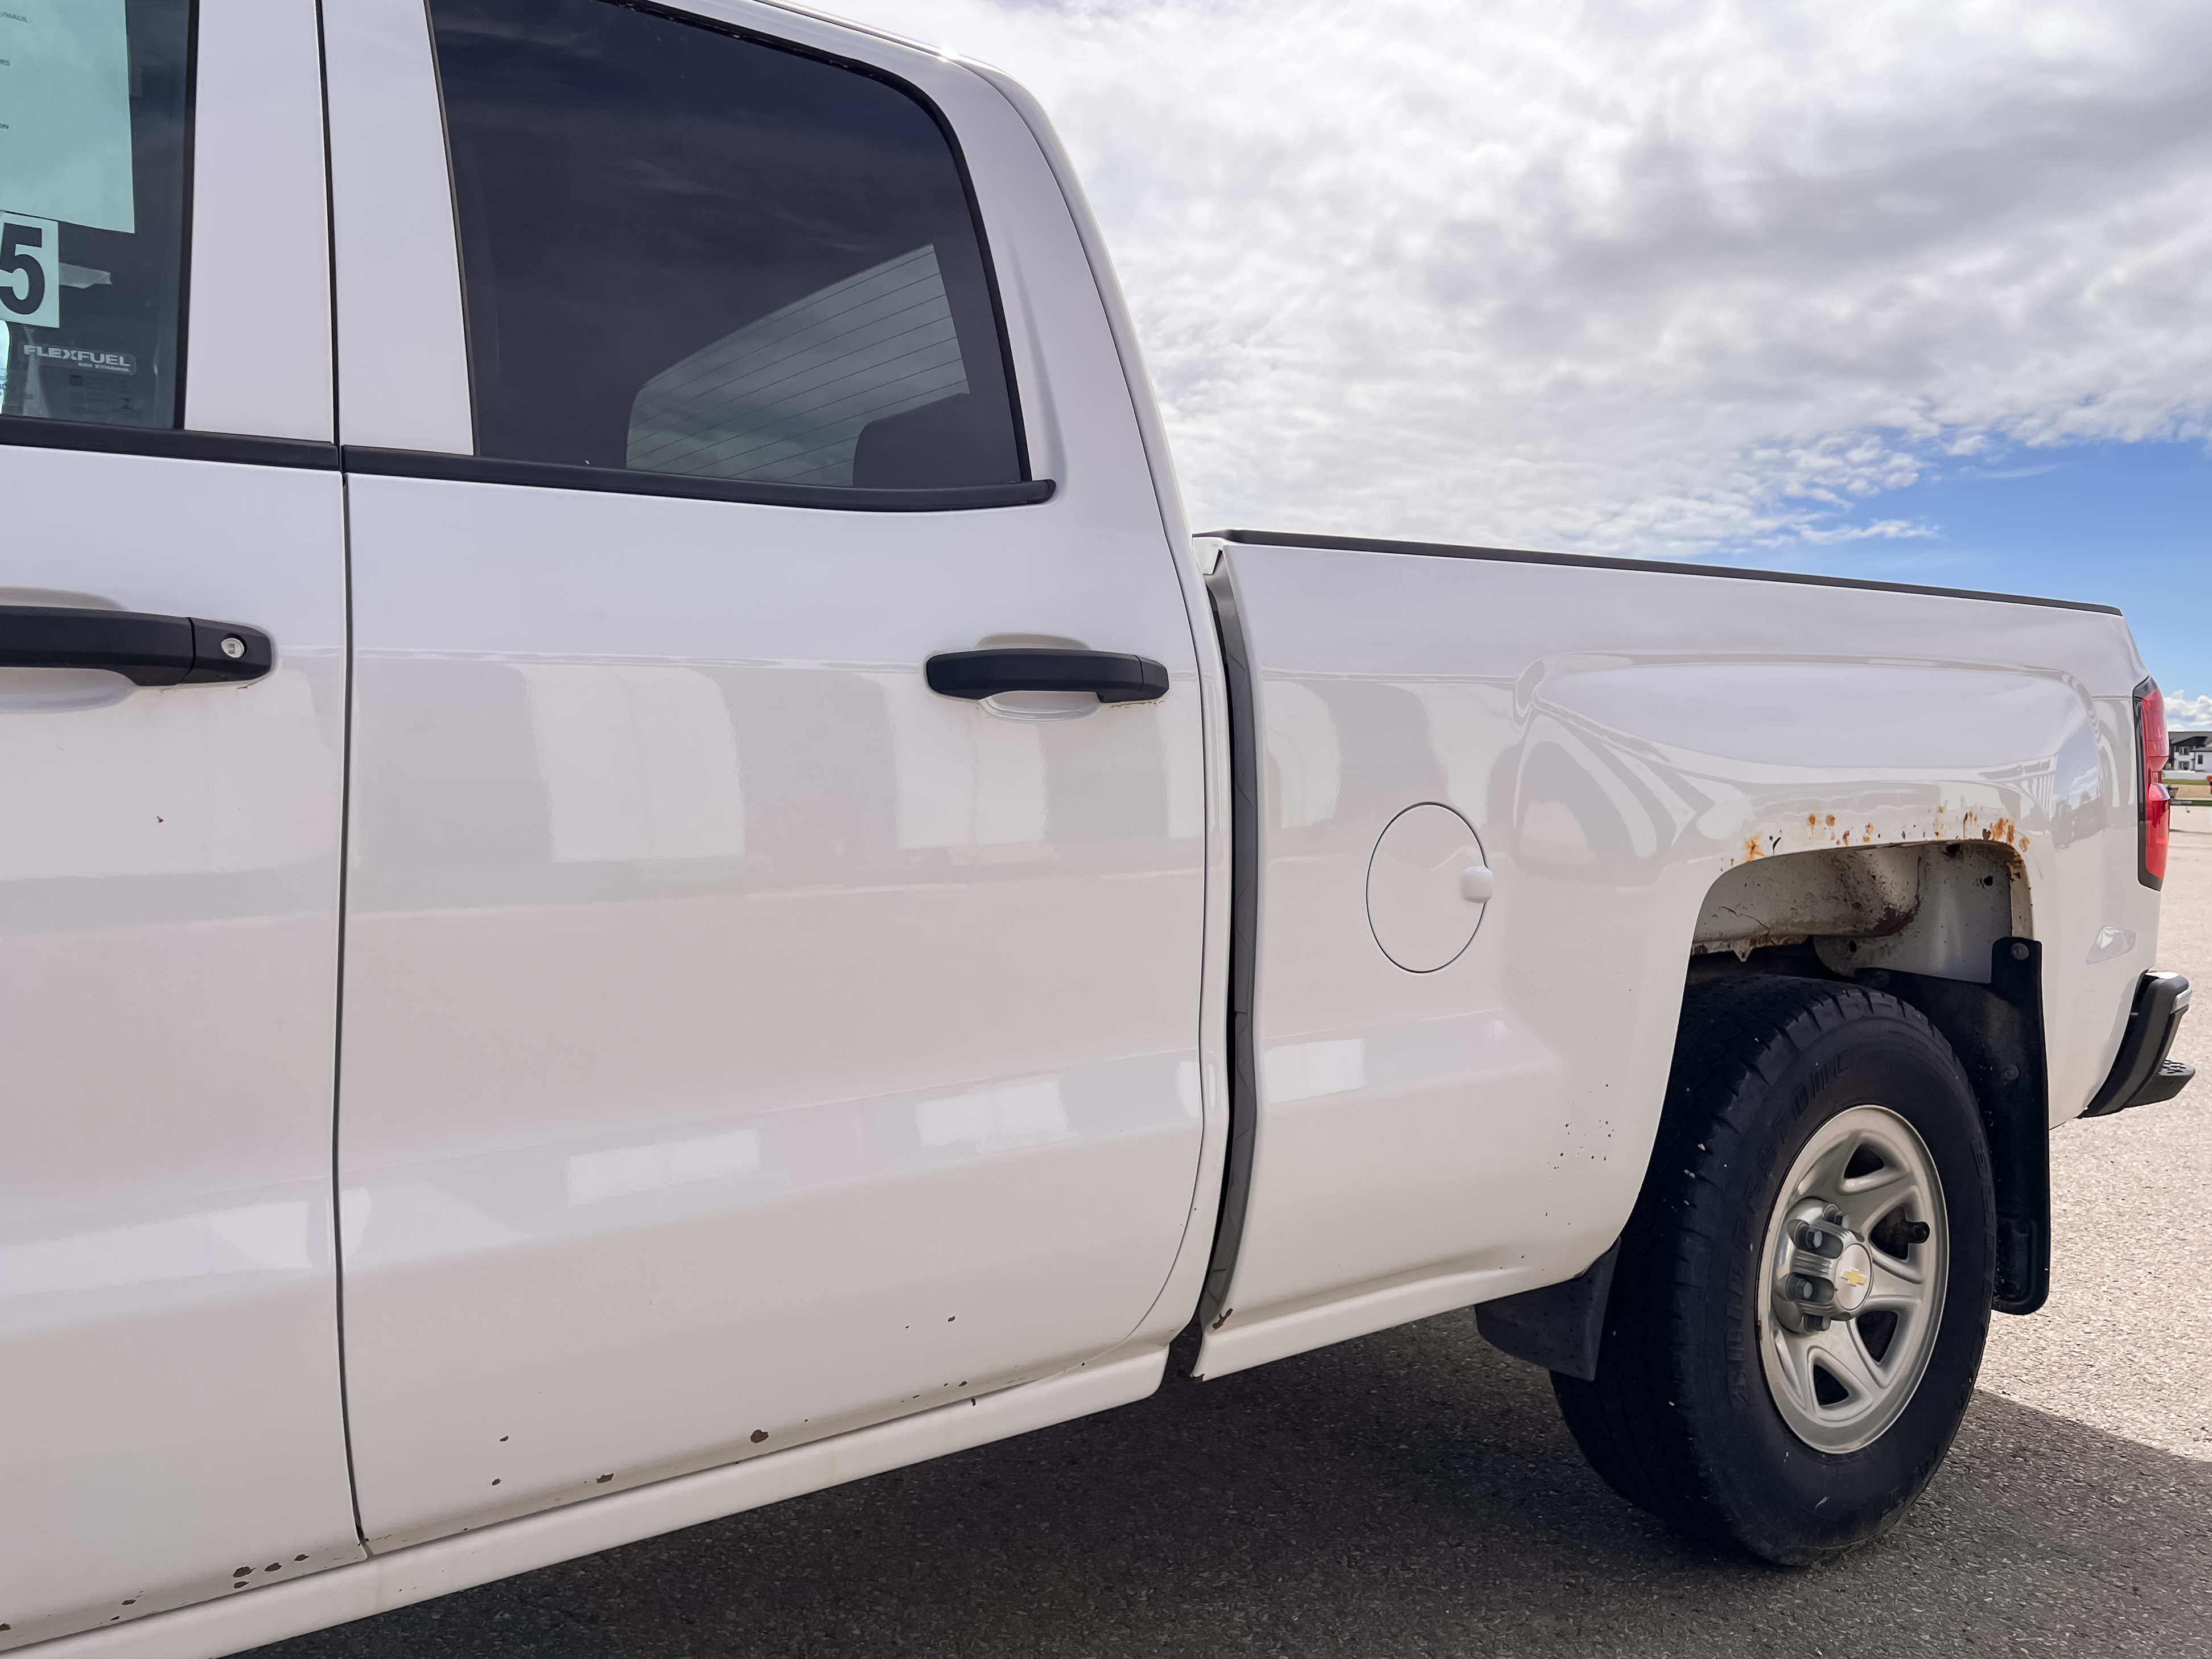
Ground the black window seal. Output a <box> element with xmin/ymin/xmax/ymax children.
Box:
<box><xmin>1206</xmin><ymin>528</ymin><xmax>2124</xmax><ymax>615</ymax></box>
<box><xmin>433</xmin><ymin>0</ymin><xmax>1036</xmax><ymax>490</ymax></box>
<box><xmin>169</xmin><ymin>0</ymin><xmax>204</xmax><ymax>425</ymax></box>
<box><xmin>342</xmin><ymin>444</ymin><xmax>1053</xmax><ymax>511</ymax></box>
<box><xmin>0</xmin><ymin>413</ymin><xmax>338</xmax><ymax>469</ymax></box>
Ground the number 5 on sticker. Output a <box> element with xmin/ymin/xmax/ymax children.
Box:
<box><xmin>0</xmin><ymin>213</ymin><xmax>60</xmax><ymax>330</ymax></box>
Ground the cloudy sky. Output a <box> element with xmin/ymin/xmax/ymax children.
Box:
<box><xmin>831</xmin><ymin>0</ymin><xmax>2212</xmax><ymax>721</ymax></box>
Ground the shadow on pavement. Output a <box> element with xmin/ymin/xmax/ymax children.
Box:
<box><xmin>258</xmin><ymin>1309</ymin><xmax>2211</xmax><ymax>1658</ymax></box>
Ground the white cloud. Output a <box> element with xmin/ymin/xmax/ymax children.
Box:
<box><xmin>2166</xmin><ymin>691</ymin><xmax>2212</xmax><ymax>731</ymax></box>
<box><xmin>823</xmin><ymin>0</ymin><xmax>2212</xmax><ymax>554</ymax></box>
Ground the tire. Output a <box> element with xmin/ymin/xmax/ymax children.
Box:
<box><xmin>1554</xmin><ymin>974</ymin><xmax>1996</xmax><ymax>1565</ymax></box>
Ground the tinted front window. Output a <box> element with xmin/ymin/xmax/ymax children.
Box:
<box><xmin>0</xmin><ymin>0</ymin><xmax>192</xmax><ymax>430</ymax></box>
<box><xmin>428</xmin><ymin>0</ymin><xmax>1025</xmax><ymax>492</ymax></box>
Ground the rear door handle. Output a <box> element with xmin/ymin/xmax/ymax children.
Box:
<box><xmin>925</xmin><ymin>648</ymin><xmax>1169</xmax><ymax>703</ymax></box>
<box><xmin>0</xmin><ymin>605</ymin><xmax>274</xmax><ymax>685</ymax></box>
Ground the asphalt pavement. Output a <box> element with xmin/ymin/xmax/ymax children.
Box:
<box><xmin>258</xmin><ymin>825</ymin><xmax>2212</xmax><ymax>1659</ymax></box>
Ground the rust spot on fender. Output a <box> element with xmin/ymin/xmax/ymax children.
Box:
<box><xmin>1211</xmin><ymin>1307</ymin><xmax>1235</xmax><ymax>1330</ymax></box>
<box><xmin>750</xmin><ymin>1430</ymin><xmax>769</xmax><ymax>1444</ymax></box>
<box><xmin>1743</xmin><ymin>835</ymin><xmax>1764</xmax><ymax>862</ymax></box>
<box><xmin>597</xmin><ymin>1473</ymin><xmax>614</xmax><ymax>1483</ymax></box>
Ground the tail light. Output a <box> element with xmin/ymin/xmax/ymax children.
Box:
<box><xmin>2137</xmin><ymin>678</ymin><xmax>2169</xmax><ymax>888</ymax></box>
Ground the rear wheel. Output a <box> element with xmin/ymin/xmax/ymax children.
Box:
<box><xmin>1554</xmin><ymin>975</ymin><xmax>1996</xmax><ymax>1564</ymax></box>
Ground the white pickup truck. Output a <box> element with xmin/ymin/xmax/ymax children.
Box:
<box><xmin>0</xmin><ymin>0</ymin><xmax>2195</xmax><ymax>1651</ymax></box>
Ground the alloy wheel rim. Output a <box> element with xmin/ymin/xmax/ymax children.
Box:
<box><xmin>1756</xmin><ymin>1104</ymin><xmax>1949</xmax><ymax>1454</ymax></box>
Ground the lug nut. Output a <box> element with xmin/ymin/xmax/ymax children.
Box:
<box><xmin>1795</xmin><ymin>1222</ymin><xmax>1846</xmax><ymax>1259</ymax></box>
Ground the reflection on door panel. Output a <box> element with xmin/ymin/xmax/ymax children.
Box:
<box><xmin>341</xmin><ymin>0</ymin><xmax>1204</xmax><ymax>1559</ymax></box>
<box><xmin>521</xmin><ymin>665</ymin><xmax>747</xmax><ymax>862</ymax></box>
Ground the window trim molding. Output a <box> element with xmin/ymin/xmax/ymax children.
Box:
<box><xmin>343</xmin><ymin>444</ymin><xmax>1054</xmax><ymax>509</ymax></box>
<box><xmin>0</xmin><ymin>419</ymin><xmax>1058</xmax><ymax>508</ymax></box>
<box><xmin>0</xmin><ymin>414</ymin><xmax>338</xmax><ymax>469</ymax></box>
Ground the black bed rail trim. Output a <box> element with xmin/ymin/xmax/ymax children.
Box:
<box><xmin>1205</xmin><ymin>527</ymin><xmax>2123</xmax><ymax>615</ymax></box>
<box><xmin>343</xmin><ymin>447</ymin><xmax>1056</xmax><ymax>512</ymax></box>
<box><xmin>0</xmin><ymin>415</ymin><xmax>339</xmax><ymax>470</ymax></box>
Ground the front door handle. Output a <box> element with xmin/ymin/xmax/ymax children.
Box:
<box><xmin>0</xmin><ymin>605</ymin><xmax>274</xmax><ymax>685</ymax></box>
<box><xmin>925</xmin><ymin>648</ymin><xmax>1169</xmax><ymax>703</ymax></box>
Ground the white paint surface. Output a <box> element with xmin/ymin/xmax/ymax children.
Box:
<box><xmin>1198</xmin><ymin>540</ymin><xmax>2157</xmax><ymax>1380</ymax></box>
<box><xmin>327</xmin><ymin>3</ymin><xmax>1217</xmax><ymax>1555</ymax></box>
<box><xmin>0</xmin><ymin>453</ymin><xmax>362</xmax><ymax>1648</ymax></box>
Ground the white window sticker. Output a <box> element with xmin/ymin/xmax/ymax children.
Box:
<box><xmin>0</xmin><ymin>210</ymin><xmax>58</xmax><ymax>327</ymax></box>
<box><xmin>0</xmin><ymin>0</ymin><xmax>137</xmax><ymax>233</ymax></box>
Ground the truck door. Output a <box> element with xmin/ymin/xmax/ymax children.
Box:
<box><xmin>0</xmin><ymin>0</ymin><xmax>361</xmax><ymax>1644</ymax></box>
<box><xmin>325</xmin><ymin>0</ymin><xmax>1209</xmax><ymax>1549</ymax></box>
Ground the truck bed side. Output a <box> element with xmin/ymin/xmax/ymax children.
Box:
<box><xmin>1197</xmin><ymin>531</ymin><xmax>2152</xmax><ymax>1378</ymax></box>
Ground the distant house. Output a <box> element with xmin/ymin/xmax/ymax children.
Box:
<box><xmin>2171</xmin><ymin>730</ymin><xmax>2211</xmax><ymax>775</ymax></box>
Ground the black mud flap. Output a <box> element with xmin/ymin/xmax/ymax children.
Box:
<box><xmin>1856</xmin><ymin>938</ymin><xmax>2049</xmax><ymax>1316</ymax></box>
<box><xmin>1476</xmin><ymin>1241</ymin><xmax>1621</xmax><ymax>1381</ymax></box>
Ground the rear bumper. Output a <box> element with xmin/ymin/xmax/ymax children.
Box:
<box><xmin>2083</xmin><ymin>971</ymin><xmax>2193</xmax><ymax>1117</ymax></box>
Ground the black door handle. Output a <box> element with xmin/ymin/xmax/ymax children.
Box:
<box><xmin>0</xmin><ymin>606</ymin><xmax>274</xmax><ymax>686</ymax></box>
<box><xmin>925</xmin><ymin>647</ymin><xmax>1169</xmax><ymax>704</ymax></box>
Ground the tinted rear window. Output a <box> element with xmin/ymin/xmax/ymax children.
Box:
<box><xmin>427</xmin><ymin>0</ymin><xmax>1026</xmax><ymax>493</ymax></box>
